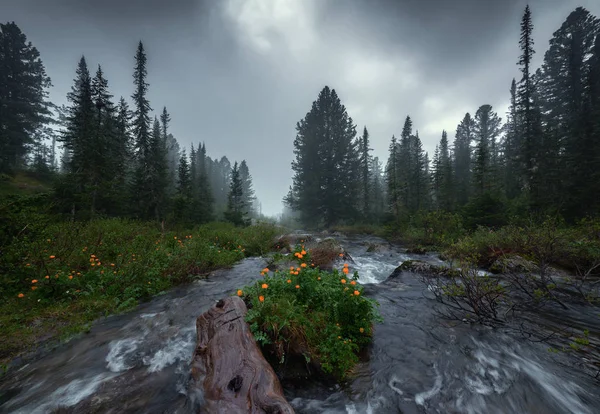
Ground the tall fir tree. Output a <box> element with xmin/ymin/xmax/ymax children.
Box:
<box><xmin>358</xmin><ymin>126</ymin><xmax>372</xmax><ymax>218</ymax></box>
<box><xmin>472</xmin><ymin>105</ymin><xmax>502</xmax><ymax>195</ymax></box>
<box><xmin>58</xmin><ymin>56</ymin><xmax>95</xmax><ymax>217</ymax></box>
<box><xmin>0</xmin><ymin>22</ymin><xmax>52</xmax><ymax>173</ymax></box>
<box><xmin>224</xmin><ymin>161</ymin><xmax>248</xmax><ymax>226</ymax></box>
<box><xmin>239</xmin><ymin>160</ymin><xmax>256</xmax><ymax>218</ymax></box>
<box><xmin>149</xmin><ymin>116</ymin><xmax>168</xmax><ymax>221</ymax></box>
<box><xmin>504</xmin><ymin>79</ymin><xmax>521</xmax><ymax>198</ymax></box>
<box><xmin>385</xmin><ymin>135</ymin><xmax>400</xmax><ymax>217</ymax></box>
<box><xmin>433</xmin><ymin>130</ymin><xmax>454</xmax><ymax>210</ymax></box>
<box><xmin>131</xmin><ymin>41</ymin><xmax>153</xmax><ymax>218</ymax></box>
<box><xmin>453</xmin><ymin>113</ymin><xmax>475</xmax><ymax>207</ymax></box>
<box><xmin>516</xmin><ymin>5</ymin><xmax>539</xmax><ymax>198</ymax></box>
<box><xmin>287</xmin><ymin>86</ymin><xmax>359</xmax><ymax>228</ymax></box>
<box><xmin>538</xmin><ymin>8</ymin><xmax>599</xmax><ymax>217</ymax></box>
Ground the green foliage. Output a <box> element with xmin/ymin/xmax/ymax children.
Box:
<box><xmin>0</xmin><ymin>219</ymin><xmax>279</xmax><ymax>363</ymax></box>
<box><xmin>384</xmin><ymin>211</ymin><xmax>465</xmax><ymax>248</ymax></box>
<box><xmin>461</xmin><ymin>192</ymin><xmax>509</xmax><ymax>230</ymax></box>
<box><xmin>240</xmin><ymin>245</ymin><xmax>381</xmax><ymax>379</ymax></box>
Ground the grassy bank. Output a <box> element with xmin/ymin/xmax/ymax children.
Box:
<box><xmin>334</xmin><ymin>212</ymin><xmax>600</xmax><ymax>277</ymax></box>
<box><xmin>0</xmin><ymin>218</ymin><xmax>279</xmax><ymax>367</ymax></box>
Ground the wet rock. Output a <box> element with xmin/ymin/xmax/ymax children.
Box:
<box><xmin>406</xmin><ymin>246</ymin><xmax>428</xmax><ymax>254</ymax></box>
<box><xmin>190</xmin><ymin>296</ymin><xmax>294</xmax><ymax>414</ymax></box>
<box><xmin>389</xmin><ymin>260</ymin><xmax>456</xmax><ymax>278</ymax></box>
<box><xmin>489</xmin><ymin>255</ymin><xmax>538</xmax><ymax>274</ymax></box>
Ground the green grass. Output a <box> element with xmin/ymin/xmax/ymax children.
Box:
<box><xmin>0</xmin><ymin>218</ymin><xmax>279</xmax><ymax>365</ymax></box>
<box><xmin>239</xmin><ymin>244</ymin><xmax>382</xmax><ymax>380</ymax></box>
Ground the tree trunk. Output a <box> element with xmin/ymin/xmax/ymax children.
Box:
<box><xmin>190</xmin><ymin>296</ymin><xmax>294</xmax><ymax>414</ymax></box>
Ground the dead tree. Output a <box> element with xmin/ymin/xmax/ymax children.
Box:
<box><xmin>190</xmin><ymin>296</ymin><xmax>295</xmax><ymax>414</ymax></box>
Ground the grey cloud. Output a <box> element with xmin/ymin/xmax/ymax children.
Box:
<box><xmin>1</xmin><ymin>0</ymin><xmax>599</xmax><ymax>215</ymax></box>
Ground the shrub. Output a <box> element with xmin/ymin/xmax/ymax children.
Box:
<box><xmin>0</xmin><ymin>219</ymin><xmax>279</xmax><ymax>363</ymax></box>
<box><xmin>239</xmin><ymin>245</ymin><xmax>382</xmax><ymax>380</ymax></box>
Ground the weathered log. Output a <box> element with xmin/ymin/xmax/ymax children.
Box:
<box><xmin>191</xmin><ymin>296</ymin><xmax>295</xmax><ymax>414</ymax></box>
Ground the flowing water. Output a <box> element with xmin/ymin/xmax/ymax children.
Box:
<box><xmin>1</xmin><ymin>235</ymin><xmax>598</xmax><ymax>413</ymax></box>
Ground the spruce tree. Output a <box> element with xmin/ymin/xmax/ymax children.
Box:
<box><xmin>358</xmin><ymin>126</ymin><xmax>372</xmax><ymax>218</ymax></box>
<box><xmin>0</xmin><ymin>22</ymin><xmax>52</xmax><ymax>174</ymax></box>
<box><xmin>433</xmin><ymin>130</ymin><xmax>454</xmax><ymax>210</ymax></box>
<box><xmin>472</xmin><ymin>105</ymin><xmax>502</xmax><ymax>195</ymax></box>
<box><xmin>149</xmin><ymin>116</ymin><xmax>168</xmax><ymax>221</ymax></box>
<box><xmin>397</xmin><ymin>116</ymin><xmax>413</xmax><ymax>211</ymax></box>
<box><xmin>453</xmin><ymin>113</ymin><xmax>475</xmax><ymax>206</ymax></box>
<box><xmin>224</xmin><ymin>161</ymin><xmax>248</xmax><ymax>226</ymax></box>
<box><xmin>371</xmin><ymin>156</ymin><xmax>386</xmax><ymax>220</ymax></box>
<box><xmin>173</xmin><ymin>149</ymin><xmax>191</xmax><ymax>223</ymax></box>
<box><xmin>409</xmin><ymin>132</ymin><xmax>430</xmax><ymax>211</ymax></box>
<box><xmin>58</xmin><ymin>56</ymin><xmax>95</xmax><ymax>217</ymax></box>
<box><xmin>504</xmin><ymin>79</ymin><xmax>521</xmax><ymax>198</ymax></box>
<box><xmin>131</xmin><ymin>41</ymin><xmax>153</xmax><ymax>218</ymax></box>
<box><xmin>288</xmin><ymin>86</ymin><xmax>359</xmax><ymax>228</ymax></box>
<box><xmin>385</xmin><ymin>135</ymin><xmax>400</xmax><ymax>217</ymax></box>
<box><xmin>538</xmin><ymin>8</ymin><xmax>599</xmax><ymax>217</ymax></box>
<box><xmin>195</xmin><ymin>142</ymin><xmax>214</xmax><ymax>223</ymax></box>
<box><xmin>239</xmin><ymin>160</ymin><xmax>256</xmax><ymax>218</ymax></box>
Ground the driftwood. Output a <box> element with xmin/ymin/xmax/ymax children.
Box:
<box><xmin>191</xmin><ymin>296</ymin><xmax>294</xmax><ymax>414</ymax></box>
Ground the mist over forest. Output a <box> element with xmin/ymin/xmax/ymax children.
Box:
<box><xmin>1</xmin><ymin>1</ymin><xmax>600</xmax><ymax>413</ymax></box>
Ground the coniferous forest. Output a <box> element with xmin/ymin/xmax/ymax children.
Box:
<box><xmin>2</xmin><ymin>4</ymin><xmax>600</xmax><ymax>402</ymax></box>
<box><xmin>285</xmin><ymin>6</ymin><xmax>600</xmax><ymax>230</ymax></box>
<box><xmin>1</xmin><ymin>32</ymin><xmax>259</xmax><ymax>226</ymax></box>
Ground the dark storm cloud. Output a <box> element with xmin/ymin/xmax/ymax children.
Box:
<box><xmin>1</xmin><ymin>0</ymin><xmax>599</xmax><ymax>215</ymax></box>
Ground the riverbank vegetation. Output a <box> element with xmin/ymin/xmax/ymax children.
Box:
<box><xmin>239</xmin><ymin>244</ymin><xmax>381</xmax><ymax>380</ymax></box>
<box><xmin>0</xmin><ymin>216</ymin><xmax>278</xmax><ymax>366</ymax></box>
<box><xmin>0</xmin><ymin>21</ymin><xmax>278</xmax><ymax>368</ymax></box>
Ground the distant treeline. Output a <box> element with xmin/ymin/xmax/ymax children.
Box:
<box><xmin>0</xmin><ymin>23</ymin><xmax>259</xmax><ymax>225</ymax></box>
<box><xmin>284</xmin><ymin>6</ymin><xmax>600</xmax><ymax>228</ymax></box>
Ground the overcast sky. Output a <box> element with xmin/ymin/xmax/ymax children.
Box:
<box><xmin>2</xmin><ymin>0</ymin><xmax>599</xmax><ymax>216</ymax></box>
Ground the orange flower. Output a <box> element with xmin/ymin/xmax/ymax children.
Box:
<box><xmin>296</xmin><ymin>267</ymin><xmax>301</xmax><ymax>271</ymax></box>
<box><xmin>295</xmin><ymin>285</ymin><xmax>300</xmax><ymax>289</ymax></box>
<box><xmin>49</xmin><ymin>255</ymin><xmax>56</xmax><ymax>259</ymax></box>
<box><xmin>261</xmin><ymin>283</ymin><xmax>268</xmax><ymax>289</ymax></box>
<box><xmin>339</xmin><ymin>253</ymin><xmax>343</xmax><ymax>257</ymax></box>
<box><xmin>31</xmin><ymin>286</ymin><xmax>37</xmax><ymax>291</ymax></box>
<box><xmin>290</xmin><ymin>266</ymin><xmax>295</xmax><ymax>271</ymax></box>
<box><xmin>45</xmin><ymin>275</ymin><xmax>49</xmax><ymax>279</ymax></box>
<box><xmin>360</xmin><ymin>327</ymin><xmax>364</xmax><ymax>333</ymax></box>
<box><xmin>341</xmin><ymin>279</ymin><xmax>346</xmax><ymax>284</ymax></box>
<box><xmin>259</xmin><ymin>295</ymin><xmax>265</xmax><ymax>302</ymax></box>
<box><xmin>294</xmin><ymin>271</ymin><xmax>299</xmax><ymax>275</ymax></box>
<box><xmin>301</xmin><ymin>250</ymin><xmax>306</xmax><ymax>255</ymax></box>
<box><xmin>342</xmin><ymin>267</ymin><xmax>349</xmax><ymax>274</ymax></box>
<box><xmin>286</xmin><ymin>279</ymin><xmax>291</xmax><ymax>283</ymax></box>
<box><xmin>90</xmin><ymin>254</ymin><xmax>96</xmax><ymax>258</ymax></box>
<box><xmin>18</xmin><ymin>293</ymin><xmax>24</xmax><ymax>298</ymax></box>
<box><xmin>31</xmin><ymin>279</ymin><xmax>38</xmax><ymax>284</ymax></box>
<box><xmin>262</xmin><ymin>268</ymin><xmax>269</xmax><ymax>273</ymax></box>
<box><xmin>68</xmin><ymin>275</ymin><xmax>73</xmax><ymax>280</ymax></box>
<box><xmin>350</xmin><ymin>280</ymin><xmax>356</xmax><ymax>286</ymax></box>
<box><xmin>317</xmin><ymin>277</ymin><xmax>321</xmax><ymax>280</ymax></box>
<box><xmin>343</xmin><ymin>263</ymin><xmax>349</xmax><ymax>268</ymax></box>
<box><xmin>301</xmin><ymin>263</ymin><xmax>307</xmax><ymax>268</ymax></box>
<box><xmin>237</xmin><ymin>289</ymin><xmax>243</xmax><ymax>296</ymax></box>
<box><xmin>354</xmin><ymin>290</ymin><xmax>360</xmax><ymax>296</ymax></box>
